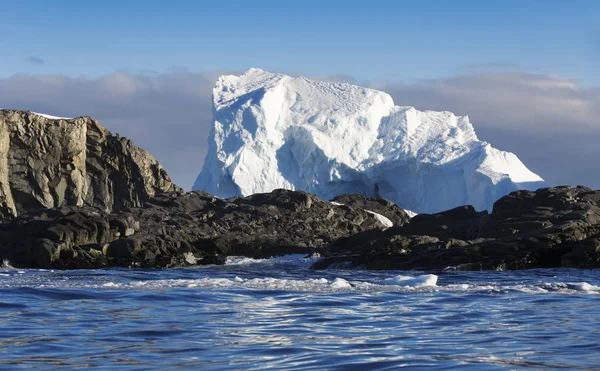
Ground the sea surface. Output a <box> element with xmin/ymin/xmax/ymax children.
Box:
<box><xmin>1</xmin><ymin>256</ymin><xmax>599</xmax><ymax>370</ymax></box>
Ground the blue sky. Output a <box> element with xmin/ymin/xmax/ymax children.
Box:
<box><xmin>2</xmin><ymin>0</ymin><xmax>598</xmax><ymax>84</ymax></box>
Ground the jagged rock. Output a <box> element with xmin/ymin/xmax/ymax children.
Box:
<box><xmin>0</xmin><ymin>189</ymin><xmax>394</xmax><ymax>269</ymax></box>
<box><xmin>0</xmin><ymin>109</ymin><xmax>181</xmax><ymax>222</ymax></box>
<box><xmin>330</xmin><ymin>194</ymin><xmax>410</xmax><ymax>226</ymax></box>
<box><xmin>313</xmin><ymin>186</ymin><xmax>600</xmax><ymax>271</ymax></box>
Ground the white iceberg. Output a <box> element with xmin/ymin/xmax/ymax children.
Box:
<box><xmin>194</xmin><ymin>68</ymin><xmax>545</xmax><ymax>213</ymax></box>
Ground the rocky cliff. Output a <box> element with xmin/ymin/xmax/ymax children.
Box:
<box><xmin>0</xmin><ymin>110</ymin><xmax>181</xmax><ymax>221</ymax></box>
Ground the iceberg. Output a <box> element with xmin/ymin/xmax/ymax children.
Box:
<box><xmin>193</xmin><ymin>68</ymin><xmax>545</xmax><ymax>213</ymax></box>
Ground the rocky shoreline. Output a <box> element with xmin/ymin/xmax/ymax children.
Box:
<box><xmin>314</xmin><ymin>186</ymin><xmax>600</xmax><ymax>271</ymax></box>
<box><xmin>1</xmin><ymin>185</ymin><xmax>599</xmax><ymax>271</ymax></box>
<box><xmin>0</xmin><ymin>189</ymin><xmax>405</xmax><ymax>269</ymax></box>
<box><xmin>1</xmin><ymin>109</ymin><xmax>599</xmax><ymax>271</ymax></box>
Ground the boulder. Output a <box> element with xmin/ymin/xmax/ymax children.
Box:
<box><xmin>330</xmin><ymin>194</ymin><xmax>410</xmax><ymax>226</ymax></box>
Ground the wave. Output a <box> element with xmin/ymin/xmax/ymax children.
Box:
<box><xmin>2</xmin><ymin>271</ymin><xmax>598</xmax><ymax>295</ymax></box>
<box><xmin>225</xmin><ymin>254</ymin><xmax>321</xmax><ymax>268</ymax></box>
<box><xmin>1</xmin><ymin>255</ymin><xmax>597</xmax><ymax>295</ymax></box>
<box><xmin>118</xmin><ymin>273</ymin><xmax>439</xmax><ymax>292</ymax></box>
<box><xmin>102</xmin><ymin>276</ymin><xmax>600</xmax><ymax>295</ymax></box>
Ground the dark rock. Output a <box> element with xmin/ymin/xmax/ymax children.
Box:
<box><xmin>29</xmin><ymin>238</ymin><xmax>57</xmax><ymax>268</ymax></box>
<box><xmin>313</xmin><ymin>185</ymin><xmax>600</xmax><ymax>271</ymax></box>
<box><xmin>0</xmin><ymin>189</ymin><xmax>395</xmax><ymax>269</ymax></box>
<box><xmin>4</xmin><ymin>185</ymin><xmax>600</xmax><ymax>271</ymax></box>
<box><xmin>399</xmin><ymin>205</ymin><xmax>485</xmax><ymax>240</ymax></box>
<box><xmin>331</xmin><ymin>194</ymin><xmax>410</xmax><ymax>226</ymax></box>
<box><xmin>105</xmin><ymin>238</ymin><xmax>141</xmax><ymax>258</ymax></box>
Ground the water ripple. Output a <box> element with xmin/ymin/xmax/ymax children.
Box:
<box><xmin>0</xmin><ymin>258</ymin><xmax>599</xmax><ymax>369</ymax></box>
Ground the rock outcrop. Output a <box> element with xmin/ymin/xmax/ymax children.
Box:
<box><xmin>2</xmin><ymin>185</ymin><xmax>600</xmax><ymax>271</ymax></box>
<box><xmin>0</xmin><ymin>189</ymin><xmax>396</xmax><ymax>269</ymax></box>
<box><xmin>330</xmin><ymin>194</ymin><xmax>410</xmax><ymax>226</ymax></box>
<box><xmin>0</xmin><ymin>110</ymin><xmax>180</xmax><ymax>221</ymax></box>
<box><xmin>314</xmin><ymin>186</ymin><xmax>600</xmax><ymax>271</ymax></box>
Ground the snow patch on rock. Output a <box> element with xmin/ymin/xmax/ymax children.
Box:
<box><xmin>405</xmin><ymin>210</ymin><xmax>418</xmax><ymax>218</ymax></box>
<box><xmin>365</xmin><ymin>210</ymin><xmax>394</xmax><ymax>228</ymax></box>
<box><xmin>1</xmin><ymin>109</ymin><xmax>71</xmax><ymax>120</ymax></box>
<box><xmin>32</xmin><ymin>112</ymin><xmax>71</xmax><ymax>120</ymax></box>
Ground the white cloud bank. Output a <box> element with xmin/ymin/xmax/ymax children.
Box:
<box><xmin>1</xmin><ymin>70</ymin><xmax>598</xmax><ymax>189</ymax></box>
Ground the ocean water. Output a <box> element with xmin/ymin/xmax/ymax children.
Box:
<box><xmin>1</xmin><ymin>256</ymin><xmax>599</xmax><ymax>370</ymax></box>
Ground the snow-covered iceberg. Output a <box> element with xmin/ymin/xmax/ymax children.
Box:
<box><xmin>193</xmin><ymin>68</ymin><xmax>545</xmax><ymax>213</ymax></box>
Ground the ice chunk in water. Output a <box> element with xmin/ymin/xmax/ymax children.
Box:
<box><xmin>381</xmin><ymin>274</ymin><xmax>438</xmax><ymax>287</ymax></box>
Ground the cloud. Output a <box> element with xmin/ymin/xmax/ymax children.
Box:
<box><xmin>24</xmin><ymin>56</ymin><xmax>45</xmax><ymax>65</ymax></box>
<box><xmin>318</xmin><ymin>74</ymin><xmax>358</xmax><ymax>84</ymax></box>
<box><xmin>0</xmin><ymin>69</ymin><xmax>599</xmax><ymax>190</ymax></box>
<box><xmin>372</xmin><ymin>72</ymin><xmax>600</xmax><ymax>187</ymax></box>
<box><xmin>458</xmin><ymin>62</ymin><xmax>520</xmax><ymax>73</ymax></box>
<box><xmin>0</xmin><ymin>72</ymin><xmax>216</xmax><ymax>190</ymax></box>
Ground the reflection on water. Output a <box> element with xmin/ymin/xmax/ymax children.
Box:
<box><xmin>0</xmin><ymin>256</ymin><xmax>599</xmax><ymax>370</ymax></box>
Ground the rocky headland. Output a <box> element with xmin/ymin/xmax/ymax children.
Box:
<box><xmin>1</xmin><ymin>109</ymin><xmax>599</xmax><ymax>271</ymax></box>
<box><xmin>0</xmin><ymin>109</ymin><xmax>180</xmax><ymax>222</ymax></box>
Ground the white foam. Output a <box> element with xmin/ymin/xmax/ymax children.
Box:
<box><xmin>225</xmin><ymin>256</ymin><xmax>264</xmax><ymax>265</ymax></box>
<box><xmin>567</xmin><ymin>282</ymin><xmax>600</xmax><ymax>292</ymax></box>
<box><xmin>381</xmin><ymin>274</ymin><xmax>439</xmax><ymax>288</ymax></box>
<box><xmin>447</xmin><ymin>283</ymin><xmax>471</xmax><ymax>290</ymax></box>
<box><xmin>225</xmin><ymin>254</ymin><xmax>320</xmax><ymax>268</ymax></box>
<box><xmin>117</xmin><ymin>274</ymin><xmax>440</xmax><ymax>292</ymax></box>
<box><xmin>330</xmin><ymin>277</ymin><xmax>352</xmax><ymax>289</ymax></box>
<box><xmin>2</xmin><ymin>275</ymin><xmax>598</xmax><ymax>295</ymax></box>
<box><xmin>1</xmin><ymin>265</ymin><xmax>597</xmax><ymax>296</ymax></box>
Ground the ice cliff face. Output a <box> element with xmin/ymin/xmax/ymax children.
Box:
<box><xmin>193</xmin><ymin>68</ymin><xmax>545</xmax><ymax>213</ymax></box>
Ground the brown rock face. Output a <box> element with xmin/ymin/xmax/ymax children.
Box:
<box><xmin>0</xmin><ymin>109</ymin><xmax>181</xmax><ymax>221</ymax></box>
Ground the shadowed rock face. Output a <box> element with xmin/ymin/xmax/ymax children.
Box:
<box><xmin>0</xmin><ymin>110</ymin><xmax>181</xmax><ymax>221</ymax></box>
<box><xmin>330</xmin><ymin>194</ymin><xmax>410</xmax><ymax>226</ymax></box>
<box><xmin>314</xmin><ymin>186</ymin><xmax>600</xmax><ymax>271</ymax></box>
<box><xmin>1</xmin><ymin>185</ymin><xmax>600</xmax><ymax>271</ymax></box>
<box><xmin>0</xmin><ymin>189</ymin><xmax>396</xmax><ymax>269</ymax></box>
